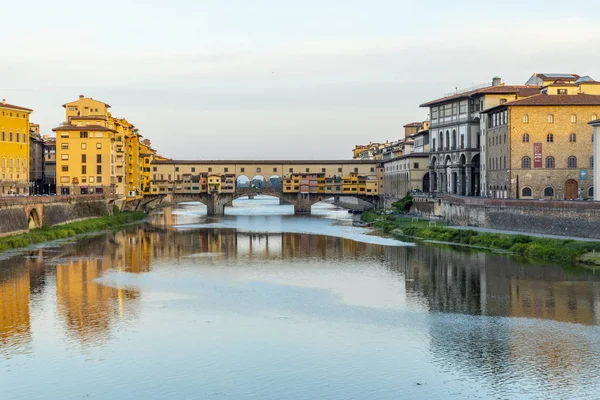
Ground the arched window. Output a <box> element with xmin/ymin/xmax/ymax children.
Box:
<box><xmin>9</xmin><ymin>158</ymin><xmax>13</xmax><ymax>168</ymax></box>
<box><xmin>592</xmin><ymin>114</ymin><xmax>598</xmax><ymax>121</ymax></box>
<box><xmin>569</xmin><ymin>133</ymin><xmax>577</xmax><ymax>142</ymax></box>
<box><xmin>522</xmin><ymin>156</ymin><xmax>531</xmax><ymax>169</ymax></box>
<box><xmin>16</xmin><ymin>159</ymin><xmax>19</xmax><ymax>169</ymax></box>
<box><xmin>591</xmin><ymin>156</ymin><xmax>594</xmax><ymax>168</ymax></box>
<box><xmin>1</xmin><ymin>131</ymin><xmax>4</xmax><ymax>141</ymax></box>
<box><xmin>571</xmin><ymin>114</ymin><xmax>577</xmax><ymax>123</ymax></box>
<box><xmin>522</xmin><ymin>187</ymin><xmax>532</xmax><ymax>197</ymax></box>
<box><xmin>16</xmin><ymin>132</ymin><xmax>20</xmax><ymax>143</ymax></box>
<box><xmin>545</xmin><ymin>156</ymin><xmax>555</xmax><ymax>169</ymax></box>
<box><xmin>23</xmin><ymin>159</ymin><xmax>26</xmax><ymax>169</ymax></box>
<box><xmin>9</xmin><ymin>132</ymin><xmax>13</xmax><ymax>142</ymax></box>
<box><xmin>547</xmin><ymin>133</ymin><xmax>554</xmax><ymax>143</ymax></box>
<box><xmin>589</xmin><ymin>187</ymin><xmax>594</xmax><ymax>197</ymax></box>
<box><xmin>445</xmin><ymin>131</ymin><xmax>450</xmax><ymax>150</ymax></box>
<box><xmin>523</xmin><ymin>114</ymin><xmax>529</xmax><ymax>123</ymax></box>
<box><xmin>544</xmin><ymin>187</ymin><xmax>554</xmax><ymax>197</ymax></box>
<box><xmin>548</xmin><ymin>114</ymin><xmax>554</xmax><ymax>123</ymax></box>
<box><xmin>568</xmin><ymin>156</ymin><xmax>577</xmax><ymax>168</ymax></box>
<box><xmin>1</xmin><ymin>158</ymin><xmax>5</xmax><ymax>168</ymax></box>
<box><xmin>522</xmin><ymin>133</ymin><xmax>529</xmax><ymax>143</ymax></box>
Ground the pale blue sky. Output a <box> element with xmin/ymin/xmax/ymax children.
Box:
<box><xmin>2</xmin><ymin>0</ymin><xmax>599</xmax><ymax>159</ymax></box>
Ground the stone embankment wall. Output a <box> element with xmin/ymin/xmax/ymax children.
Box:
<box><xmin>439</xmin><ymin>195</ymin><xmax>600</xmax><ymax>239</ymax></box>
<box><xmin>0</xmin><ymin>195</ymin><xmax>109</xmax><ymax>236</ymax></box>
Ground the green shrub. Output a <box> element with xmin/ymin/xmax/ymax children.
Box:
<box><xmin>0</xmin><ymin>212</ymin><xmax>146</xmax><ymax>253</ymax></box>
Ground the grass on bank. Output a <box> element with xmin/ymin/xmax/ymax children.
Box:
<box><xmin>0</xmin><ymin>211</ymin><xmax>146</xmax><ymax>253</ymax></box>
<box><xmin>361</xmin><ymin>208</ymin><xmax>600</xmax><ymax>264</ymax></box>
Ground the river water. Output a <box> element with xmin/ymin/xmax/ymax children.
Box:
<box><xmin>1</xmin><ymin>197</ymin><xmax>600</xmax><ymax>399</ymax></box>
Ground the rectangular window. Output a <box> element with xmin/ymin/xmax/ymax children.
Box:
<box><xmin>558</xmin><ymin>89</ymin><xmax>567</xmax><ymax>95</ymax></box>
<box><xmin>208</xmin><ymin>167</ymin><xmax>212</xmax><ymax>172</ymax></box>
<box><xmin>61</xmin><ymin>165</ymin><xmax>68</xmax><ymax>172</ymax></box>
<box><xmin>224</xmin><ymin>167</ymin><xmax>229</xmax><ymax>173</ymax></box>
<box><xmin>354</xmin><ymin>168</ymin><xmax>358</xmax><ymax>173</ymax></box>
<box><xmin>289</xmin><ymin>168</ymin><xmax>293</xmax><ymax>173</ymax></box>
<box><xmin>96</xmin><ymin>165</ymin><xmax>102</xmax><ymax>174</ymax></box>
<box><xmin>61</xmin><ymin>154</ymin><xmax>69</xmax><ymax>160</ymax></box>
<box><xmin>81</xmin><ymin>143</ymin><xmax>87</xmax><ymax>149</ymax></box>
<box><xmin>257</xmin><ymin>167</ymin><xmax>261</xmax><ymax>173</ymax></box>
<box><xmin>89</xmin><ymin>177</ymin><xmax>94</xmax><ymax>183</ymax></box>
<box><xmin>338</xmin><ymin>168</ymin><xmax>342</xmax><ymax>173</ymax></box>
<box><xmin>80</xmin><ymin>132</ymin><xmax>88</xmax><ymax>138</ymax></box>
<box><xmin>370</xmin><ymin>167</ymin><xmax>375</xmax><ymax>172</ymax></box>
<box><xmin>82</xmin><ymin>154</ymin><xmax>86</xmax><ymax>163</ymax></box>
<box><xmin>175</xmin><ymin>167</ymin><xmax>179</xmax><ymax>172</ymax></box>
<box><xmin>322</xmin><ymin>168</ymin><xmax>326</xmax><ymax>173</ymax></box>
<box><xmin>273</xmin><ymin>167</ymin><xmax>277</xmax><ymax>173</ymax></box>
<box><xmin>414</xmin><ymin>163</ymin><xmax>419</xmax><ymax>169</ymax></box>
<box><xmin>82</xmin><ymin>165</ymin><xmax>87</xmax><ymax>174</ymax></box>
<box><xmin>96</xmin><ymin>154</ymin><xmax>102</xmax><ymax>163</ymax></box>
<box><xmin>96</xmin><ymin>143</ymin><xmax>102</xmax><ymax>149</ymax></box>
<box><xmin>305</xmin><ymin>168</ymin><xmax>309</xmax><ymax>173</ymax></box>
<box><xmin>95</xmin><ymin>132</ymin><xmax>103</xmax><ymax>138</ymax></box>
<box><xmin>61</xmin><ymin>143</ymin><xmax>68</xmax><ymax>149</ymax></box>
<box><xmin>97</xmin><ymin>176</ymin><xmax>102</xmax><ymax>183</ymax></box>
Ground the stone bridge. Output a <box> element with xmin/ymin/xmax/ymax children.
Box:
<box><xmin>0</xmin><ymin>195</ymin><xmax>113</xmax><ymax>236</ymax></box>
<box><xmin>133</xmin><ymin>188</ymin><xmax>379</xmax><ymax>215</ymax></box>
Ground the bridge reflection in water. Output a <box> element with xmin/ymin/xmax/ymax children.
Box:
<box><xmin>0</xmin><ymin>214</ymin><xmax>599</xmax><ymax>393</ymax></box>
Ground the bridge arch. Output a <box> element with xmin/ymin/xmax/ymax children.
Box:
<box><xmin>268</xmin><ymin>175</ymin><xmax>283</xmax><ymax>189</ymax></box>
<box><xmin>28</xmin><ymin>208</ymin><xmax>41</xmax><ymax>229</ymax></box>
<box><xmin>251</xmin><ymin>175</ymin><xmax>267</xmax><ymax>189</ymax></box>
<box><xmin>236</xmin><ymin>175</ymin><xmax>250</xmax><ymax>188</ymax></box>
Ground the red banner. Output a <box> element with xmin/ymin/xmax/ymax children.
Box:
<box><xmin>533</xmin><ymin>143</ymin><xmax>542</xmax><ymax>168</ymax></box>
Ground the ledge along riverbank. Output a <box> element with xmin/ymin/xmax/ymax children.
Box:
<box><xmin>361</xmin><ymin>205</ymin><xmax>600</xmax><ymax>266</ymax></box>
<box><xmin>0</xmin><ymin>211</ymin><xmax>146</xmax><ymax>253</ymax></box>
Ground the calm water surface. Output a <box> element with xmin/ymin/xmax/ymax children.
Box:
<box><xmin>1</xmin><ymin>197</ymin><xmax>600</xmax><ymax>399</ymax></box>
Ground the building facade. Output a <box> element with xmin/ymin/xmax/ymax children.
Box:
<box><xmin>483</xmin><ymin>78</ymin><xmax>600</xmax><ymax>200</ymax></box>
<box><xmin>43</xmin><ymin>136</ymin><xmax>56</xmax><ymax>192</ymax></box>
<box><xmin>382</xmin><ymin>153</ymin><xmax>430</xmax><ymax>203</ymax></box>
<box><xmin>592</xmin><ymin>119</ymin><xmax>600</xmax><ymax>201</ymax></box>
<box><xmin>0</xmin><ymin>99</ymin><xmax>32</xmax><ymax>195</ymax></box>
<box><xmin>422</xmin><ymin>77</ymin><xmax>540</xmax><ymax>197</ymax></box>
<box><xmin>29</xmin><ymin>125</ymin><xmax>46</xmax><ymax>194</ymax></box>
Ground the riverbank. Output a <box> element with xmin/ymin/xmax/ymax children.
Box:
<box><xmin>0</xmin><ymin>211</ymin><xmax>146</xmax><ymax>253</ymax></box>
<box><xmin>362</xmin><ymin>210</ymin><xmax>600</xmax><ymax>265</ymax></box>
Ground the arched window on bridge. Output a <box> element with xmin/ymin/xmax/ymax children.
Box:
<box><xmin>268</xmin><ymin>175</ymin><xmax>283</xmax><ymax>189</ymax></box>
<box><xmin>236</xmin><ymin>175</ymin><xmax>250</xmax><ymax>188</ymax></box>
<box><xmin>251</xmin><ymin>175</ymin><xmax>266</xmax><ymax>189</ymax></box>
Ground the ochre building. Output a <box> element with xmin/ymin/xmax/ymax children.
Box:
<box><xmin>483</xmin><ymin>76</ymin><xmax>600</xmax><ymax>199</ymax></box>
<box><xmin>0</xmin><ymin>99</ymin><xmax>32</xmax><ymax>195</ymax></box>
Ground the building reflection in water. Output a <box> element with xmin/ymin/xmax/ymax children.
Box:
<box><xmin>0</xmin><ymin>214</ymin><xmax>599</xmax><ymax>362</ymax></box>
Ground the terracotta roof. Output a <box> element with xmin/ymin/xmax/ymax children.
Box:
<box><xmin>420</xmin><ymin>85</ymin><xmax>541</xmax><ymax>107</ymax></box>
<box><xmin>52</xmin><ymin>124</ymin><xmax>117</xmax><ymax>133</ymax></box>
<box><xmin>537</xmin><ymin>73</ymin><xmax>580</xmax><ymax>81</ymax></box>
<box><xmin>403</xmin><ymin>122</ymin><xmax>422</xmax><ymax>128</ymax></box>
<box><xmin>0</xmin><ymin>102</ymin><xmax>33</xmax><ymax>112</ymax></box>
<box><xmin>484</xmin><ymin>93</ymin><xmax>600</xmax><ymax>113</ymax></box>
<box><xmin>62</xmin><ymin>97</ymin><xmax>111</xmax><ymax>108</ymax></box>
<box><xmin>381</xmin><ymin>152</ymin><xmax>430</xmax><ymax>163</ymax></box>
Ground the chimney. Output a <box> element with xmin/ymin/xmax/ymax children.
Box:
<box><xmin>1</xmin><ymin>99</ymin><xmax>5</xmax><ymax>104</ymax></box>
<box><xmin>492</xmin><ymin>76</ymin><xmax>502</xmax><ymax>87</ymax></box>
<box><xmin>79</xmin><ymin>95</ymin><xmax>84</xmax><ymax>99</ymax></box>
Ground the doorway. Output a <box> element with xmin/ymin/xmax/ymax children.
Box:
<box><xmin>564</xmin><ymin>179</ymin><xmax>578</xmax><ymax>200</ymax></box>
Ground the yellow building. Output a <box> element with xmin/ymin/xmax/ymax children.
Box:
<box><xmin>54</xmin><ymin>95</ymin><xmax>154</xmax><ymax>199</ymax></box>
<box><xmin>208</xmin><ymin>174</ymin><xmax>221</xmax><ymax>193</ymax></box>
<box><xmin>0</xmin><ymin>99</ymin><xmax>32</xmax><ymax>195</ymax></box>
<box><xmin>483</xmin><ymin>76</ymin><xmax>600</xmax><ymax>199</ymax></box>
<box><xmin>139</xmin><ymin>139</ymin><xmax>156</xmax><ymax>195</ymax></box>
<box><xmin>125</xmin><ymin>126</ymin><xmax>142</xmax><ymax>200</ymax></box>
